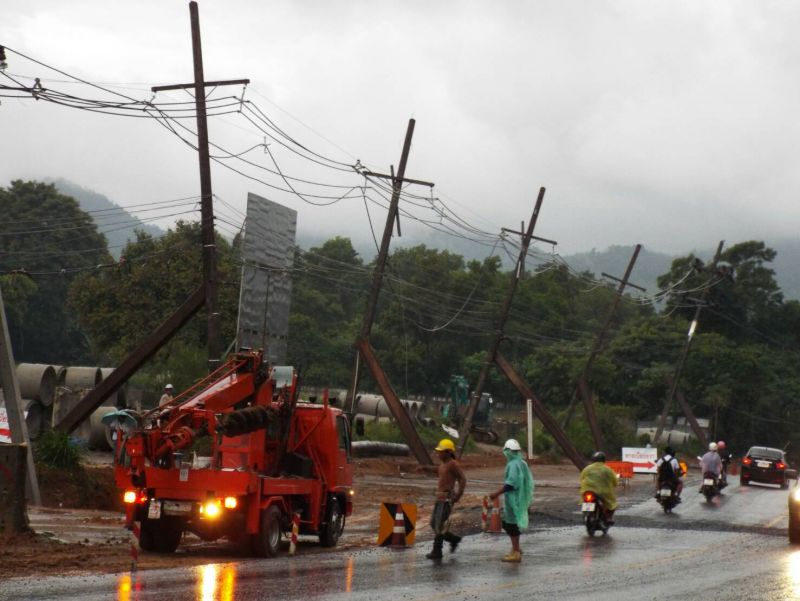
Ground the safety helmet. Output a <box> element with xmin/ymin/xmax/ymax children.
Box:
<box><xmin>591</xmin><ymin>451</ymin><xmax>606</xmax><ymax>462</ymax></box>
<box><xmin>434</xmin><ymin>438</ymin><xmax>456</xmax><ymax>453</ymax></box>
<box><xmin>504</xmin><ymin>439</ymin><xmax>522</xmax><ymax>452</ymax></box>
<box><xmin>709</xmin><ymin>442</ymin><xmax>718</xmax><ymax>451</ymax></box>
<box><xmin>165</xmin><ymin>383</ymin><xmax>174</xmax><ymax>390</ymax></box>
<box><xmin>717</xmin><ymin>441</ymin><xmax>726</xmax><ymax>450</ymax></box>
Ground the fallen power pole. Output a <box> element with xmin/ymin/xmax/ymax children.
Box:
<box><xmin>562</xmin><ymin>243</ymin><xmax>644</xmax><ymax>450</ymax></box>
<box><xmin>456</xmin><ymin>189</ymin><xmax>586</xmax><ymax>469</ymax></box>
<box><xmin>0</xmin><ymin>286</ymin><xmax>41</xmax><ymax>504</ymax></box>
<box><xmin>345</xmin><ymin>118</ymin><xmax>435</xmax><ymax>466</ymax></box>
<box><xmin>57</xmin><ymin>2</ymin><xmax>248</xmax><ymax>432</ymax></box>
<box><xmin>456</xmin><ymin>188</ymin><xmax>548</xmax><ymax>457</ymax></box>
<box><xmin>57</xmin><ymin>287</ymin><xmax>206</xmax><ymax>433</ymax></box>
<box><xmin>495</xmin><ymin>353</ymin><xmax>587</xmax><ymax>470</ymax></box>
<box><xmin>652</xmin><ymin>240</ymin><xmax>725</xmax><ymax>445</ymax></box>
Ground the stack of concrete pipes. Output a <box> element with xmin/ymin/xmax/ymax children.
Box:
<box><xmin>353</xmin><ymin>393</ymin><xmax>427</xmax><ymax>423</ymax></box>
<box><xmin>1</xmin><ymin>364</ymin><xmax>125</xmax><ymax>451</ymax></box>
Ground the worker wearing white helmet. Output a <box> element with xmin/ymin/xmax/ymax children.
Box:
<box><xmin>488</xmin><ymin>439</ymin><xmax>534</xmax><ymax>563</ymax></box>
<box><xmin>159</xmin><ymin>383</ymin><xmax>175</xmax><ymax>408</ymax></box>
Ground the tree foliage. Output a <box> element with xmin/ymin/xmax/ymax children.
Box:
<box><xmin>0</xmin><ymin>181</ymin><xmax>110</xmax><ymax>363</ymax></box>
<box><xmin>4</xmin><ymin>184</ymin><xmax>798</xmax><ymax>459</ymax></box>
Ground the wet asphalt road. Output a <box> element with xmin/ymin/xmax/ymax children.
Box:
<box><xmin>3</xmin><ymin>478</ymin><xmax>799</xmax><ymax>601</ymax></box>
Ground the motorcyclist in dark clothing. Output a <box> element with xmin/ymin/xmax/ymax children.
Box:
<box><xmin>655</xmin><ymin>445</ymin><xmax>684</xmax><ymax>500</ymax></box>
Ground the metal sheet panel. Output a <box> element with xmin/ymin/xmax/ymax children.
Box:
<box><xmin>236</xmin><ymin>193</ymin><xmax>297</xmax><ymax>364</ymax></box>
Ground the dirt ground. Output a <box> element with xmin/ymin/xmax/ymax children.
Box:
<box><xmin>0</xmin><ymin>448</ymin><xmax>653</xmax><ymax>580</ymax></box>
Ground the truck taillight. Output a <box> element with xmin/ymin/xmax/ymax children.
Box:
<box><xmin>223</xmin><ymin>496</ymin><xmax>237</xmax><ymax>509</ymax></box>
<box><xmin>123</xmin><ymin>490</ymin><xmax>137</xmax><ymax>504</ymax></box>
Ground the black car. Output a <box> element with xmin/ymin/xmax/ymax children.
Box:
<box><xmin>740</xmin><ymin>446</ymin><xmax>789</xmax><ymax>488</ymax></box>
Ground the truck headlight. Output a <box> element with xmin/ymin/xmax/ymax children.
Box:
<box><xmin>202</xmin><ymin>500</ymin><xmax>222</xmax><ymax>518</ymax></box>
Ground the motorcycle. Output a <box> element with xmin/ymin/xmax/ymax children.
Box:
<box><xmin>700</xmin><ymin>471</ymin><xmax>720</xmax><ymax>503</ymax></box>
<box><xmin>655</xmin><ymin>481</ymin><xmax>680</xmax><ymax>514</ymax></box>
<box><xmin>581</xmin><ymin>491</ymin><xmax>611</xmax><ymax>536</ymax></box>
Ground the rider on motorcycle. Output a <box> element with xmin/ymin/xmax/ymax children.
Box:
<box><xmin>655</xmin><ymin>445</ymin><xmax>684</xmax><ymax>500</ymax></box>
<box><xmin>579</xmin><ymin>451</ymin><xmax>619</xmax><ymax>524</ymax></box>
<box><xmin>700</xmin><ymin>442</ymin><xmax>722</xmax><ymax>488</ymax></box>
<box><xmin>717</xmin><ymin>441</ymin><xmax>732</xmax><ymax>486</ymax></box>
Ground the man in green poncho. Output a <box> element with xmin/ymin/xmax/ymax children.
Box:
<box><xmin>579</xmin><ymin>451</ymin><xmax>619</xmax><ymax>523</ymax></box>
<box><xmin>489</xmin><ymin>439</ymin><xmax>534</xmax><ymax>563</ymax></box>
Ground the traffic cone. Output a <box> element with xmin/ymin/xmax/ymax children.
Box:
<box><xmin>289</xmin><ymin>512</ymin><xmax>300</xmax><ymax>556</ymax></box>
<box><xmin>389</xmin><ymin>508</ymin><xmax>407</xmax><ymax>548</ymax></box>
<box><xmin>488</xmin><ymin>496</ymin><xmax>502</xmax><ymax>534</ymax></box>
<box><xmin>481</xmin><ymin>497</ymin><xmax>489</xmax><ymax>531</ymax></box>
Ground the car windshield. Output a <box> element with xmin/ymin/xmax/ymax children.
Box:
<box><xmin>748</xmin><ymin>448</ymin><xmax>782</xmax><ymax>461</ymax></box>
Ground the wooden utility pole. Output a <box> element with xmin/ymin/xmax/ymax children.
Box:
<box><xmin>456</xmin><ymin>188</ymin><xmax>546</xmax><ymax>457</ymax></box>
<box><xmin>495</xmin><ymin>353</ymin><xmax>587</xmax><ymax>469</ymax></box>
<box><xmin>562</xmin><ymin>244</ymin><xmax>644</xmax><ymax>449</ymax></box>
<box><xmin>0</xmin><ymin>286</ymin><xmax>41</xmax><ymax>505</ymax></box>
<box><xmin>344</xmin><ymin>119</ymin><xmax>436</xmax><ymax>466</ymax></box>
<box><xmin>58</xmin><ymin>2</ymin><xmax>248</xmax><ymax>432</ymax></box>
<box><xmin>152</xmin><ymin>1</ymin><xmax>249</xmax><ymax>371</ymax></box>
<box><xmin>653</xmin><ymin>240</ymin><xmax>725</xmax><ymax>444</ymax></box>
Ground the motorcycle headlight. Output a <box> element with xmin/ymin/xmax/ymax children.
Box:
<box><xmin>792</xmin><ymin>488</ymin><xmax>800</xmax><ymax>503</ymax></box>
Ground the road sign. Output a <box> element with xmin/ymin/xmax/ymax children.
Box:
<box><xmin>377</xmin><ymin>502</ymin><xmax>417</xmax><ymax>546</ymax></box>
<box><xmin>621</xmin><ymin>447</ymin><xmax>658</xmax><ymax>474</ymax></box>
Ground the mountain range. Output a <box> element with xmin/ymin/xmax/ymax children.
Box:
<box><xmin>55</xmin><ymin>180</ymin><xmax>799</xmax><ymax>301</ymax></box>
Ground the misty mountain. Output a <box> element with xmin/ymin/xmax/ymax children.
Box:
<box><xmin>52</xmin><ymin>180</ymin><xmax>797</xmax><ymax>300</ymax></box>
<box><xmin>50</xmin><ymin>178</ymin><xmax>163</xmax><ymax>259</ymax></box>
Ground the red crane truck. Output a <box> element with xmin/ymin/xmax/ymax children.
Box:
<box><xmin>113</xmin><ymin>350</ymin><xmax>354</xmax><ymax>556</ymax></box>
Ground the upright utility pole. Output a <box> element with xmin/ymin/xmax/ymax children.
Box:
<box><xmin>0</xmin><ymin>287</ymin><xmax>40</xmax><ymax>504</ymax></box>
<box><xmin>562</xmin><ymin>244</ymin><xmax>644</xmax><ymax>450</ymax></box>
<box><xmin>345</xmin><ymin>119</ymin><xmax>436</xmax><ymax>466</ymax></box>
<box><xmin>456</xmin><ymin>188</ymin><xmax>546</xmax><ymax>457</ymax></box>
<box><xmin>152</xmin><ymin>1</ymin><xmax>249</xmax><ymax>371</ymax></box>
<box><xmin>57</xmin><ymin>2</ymin><xmax>248</xmax><ymax>432</ymax></box>
<box><xmin>653</xmin><ymin>240</ymin><xmax>725</xmax><ymax>444</ymax></box>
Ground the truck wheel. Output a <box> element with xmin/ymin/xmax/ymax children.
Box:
<box><xmin>319</xmin><ymin>496</ymin><xmax>345</xmax><ymax>547</ymax></box>
<box><xmin>139</xmin><ymin>517</ymin><xmax>183</xmax><ymax>553</ymax></box>
<box><xmin>253</xmin><ymin>505</ymin><xmax>283</xmax><ymax>557</ymax></box>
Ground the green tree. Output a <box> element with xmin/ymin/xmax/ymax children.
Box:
<box><xmin>0</xmin><ymin>180</ymin><xmax>110</xmax><ymax>363</ymax></box>
<box><xmin>68</xmin><ymin>221</ymin><xmax>240</xmax><ymax>363</ymax></box>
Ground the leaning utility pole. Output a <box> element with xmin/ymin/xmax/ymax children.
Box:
<box><xmin>453</xmin><ymin>187</ymin><xmax>586</xmax><ymax>469</ymax></box>
<box><xmin>152</xmin><ymin>1</ymin><xmax>249</xmax><ymax>371</ymax></box>
<box><xmin>562</xmin><ymin>243</ymin><xmax>645</xmax><ymax>450</ymax></box>
<box><xmin>653</xmin><ymin>240</ymin><xmax>725</xmax><ymax>444</ymax></box>
<box><xmin>58</xmin><ymin>2</ymin><xmax>248</xmax><ymax>432</ymax></box>
<box><xmin>456</xmin><ymin>189</ymin><xmax>546</xmax><ymax>457</ymax></box>
<box><xmin>345</xmin><ymin>119</ymin><xmax>436</xmax><ymax>466</ymax></box>
<box><xmin>0</xmin><ymin>286</ymin><xmax>41</xmax><ymax>504</ymax></box>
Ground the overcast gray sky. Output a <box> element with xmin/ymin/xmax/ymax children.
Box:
<box><xmin>2</xmin><ymin>0</ymin><xmax>799</xmax><ymax>256</ymax></box>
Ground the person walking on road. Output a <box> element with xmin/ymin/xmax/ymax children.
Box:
<box><xmin>488</xmin><ymin>439</ymin><xmax>534</xmax><ymax>563</ymax></box>
<box><xmin>418</xmin><ymin>438</ymin><xmax>467</xmax><ymax>560</ymax></box>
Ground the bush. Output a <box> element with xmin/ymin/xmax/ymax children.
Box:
<box><xmin>34</xmin><ymin>431</ymin><xmax>84</xmax><ymax>469</ymax></box>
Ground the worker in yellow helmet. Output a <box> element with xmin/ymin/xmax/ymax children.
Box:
<box><xmin>418</xmin><ymin>438</ymin><xmax>467</xmax><ymax>560</ymax></box>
